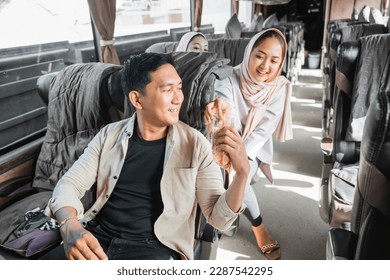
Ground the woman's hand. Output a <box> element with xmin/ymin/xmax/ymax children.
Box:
<box><xmin>204</xmin><ymin>98</ymin><xmax>231</xmax><ymax>125</ymax></box>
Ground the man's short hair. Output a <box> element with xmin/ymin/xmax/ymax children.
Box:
<box><xmin>122</xmin><ymin>52</ymin><xmax>175</xmax><ymax>97</ymax></box>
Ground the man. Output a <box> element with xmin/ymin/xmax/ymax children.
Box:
<box><xmin>44</xmin><ymin>52</ymin><xmax>249</xmax><ymax>260</ymax></box>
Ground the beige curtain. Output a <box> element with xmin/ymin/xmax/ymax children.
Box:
<box><xmin>233</xmin><ymin>0</ymin><xmax>239</xmax><ymax>15</ymax></box>
<box><xmin>88</xmin><ymin>0</ymin><xmax>120</xmax><ymax>65</ymax></box>
<box><xmin>194</xmin><ymin>0</ymin><xmax>203</xmax><ymax>31</ymax></box>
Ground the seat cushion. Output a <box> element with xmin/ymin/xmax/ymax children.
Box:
<box><xmin>328</xmin><ymin>163</ymin><xmax>358</xmax><ymax>227</ymax></box>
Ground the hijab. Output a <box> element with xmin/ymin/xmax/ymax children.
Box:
<box><xmin>175</xmin><ymin>32</ymin><xmax>206</xmax><ymax>51</ymax></box>
<box><xmin>239</xmin><ymin>28</ymin><xmax>292</xmax><ymax>142</ymax></box>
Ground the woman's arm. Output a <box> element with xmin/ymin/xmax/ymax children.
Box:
<box><xmin>204</xmin><ymin>77</ymin><xmax>235</xmax><ymax>125</ymax></box>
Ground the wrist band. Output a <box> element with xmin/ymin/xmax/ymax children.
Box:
<box><xmin>59</xmin><ymin>217</ymin><xmax>78</xmax><ymax>228</ymax></box>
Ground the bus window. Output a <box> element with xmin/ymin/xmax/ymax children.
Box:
<box><xmin>0</xmin><ymin>0</ymin><xmax>92</xmax><ymax>153</ymax></box>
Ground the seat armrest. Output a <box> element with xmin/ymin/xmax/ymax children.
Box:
<box><xmin>326</xmin><ymin>228</ymin><xmax>358</xmax><ymax>260</ymax></box>
<box><xmin>0</xmin><ymin>176</ymin><xmax>33</xmax><ymax>197</ymax></box>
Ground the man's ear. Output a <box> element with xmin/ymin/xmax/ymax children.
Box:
<box><xmin>128</xmin><ymin>90</ymin><xmax>143</xmax><ymax>110</ymax></box>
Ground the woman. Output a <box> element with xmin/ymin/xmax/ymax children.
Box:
<box><xmin>175</xmin><ymin>31</ymin><xmax>208</xmax><ymax>52</ymax></box>
<box><xmin>204</xmin><ymin>28</ymin><xmax>292</xmax><ymax>260</ymax></box>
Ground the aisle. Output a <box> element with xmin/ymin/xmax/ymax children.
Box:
<box><xmin>215</xmin><ymin>69</ymin><xmax>330</xmax><ymax>260</ymax></box>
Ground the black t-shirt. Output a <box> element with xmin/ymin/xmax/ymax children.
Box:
<box><xmin>96</xmin><ymin>131</ymin><xmax>166</xmax><ymax>241</ymax></box>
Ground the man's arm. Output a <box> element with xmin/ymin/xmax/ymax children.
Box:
<box><xmin>48</xmin><ymin>127</ymin><xmax>110</xmax><ymax>260</ymax></box>
<box><xmin>213</xmin><ymin>126</ymin><xmax>249</xmax><ymax>212</ymax></box>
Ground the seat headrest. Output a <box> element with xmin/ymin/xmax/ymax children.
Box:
<box><xmin>145</xmin><ymin>42</ymin><xmax>178</xmax><ymax>53</ymax></box>
<box><xmin>358</xmin><ymin>5</ymin><xmax>370</xmax><ymax>22</ymax></box>
<box><xmin>250</xmin><ymin>14</ymin><xmax>264</xmax><ymax>32</ymax></box>
<box><xmin>387</xmin><ymin>17</ymin><xmax>390</xmax><ymax>33</ymax></box>
<box><xmin>369</xmin><ymin>8</ymin><xmax>384</xmax><ymax>24</ymax></box>
<box><xmin>225</xmin><ymin>14</ymin><xmax>242</xmax><ymax>39</ymax></box>
<box><xmin>276</xmin><ymin>26</ymin><xmax>289</xmax><ymax>42</ymax></box>
<box><xmin>107</xmin><ymin>69</ymin><xmax>125</xmax><ymax>113</ymax></box>
<box><xmin>208</xmin><ymin>38</ymin><xmax>250</xmax><ymax>66</ymax></box>
<box><xmin>36</xmin><ymin>72</ymin><xmax>58</xmax><ymax>105</ymax></box>
<box><xmin>329</xmin><ymin>30</ymin><xmax>342</xmax><ymax>60</ymax></box>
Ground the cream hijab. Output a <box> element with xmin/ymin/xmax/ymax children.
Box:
<box><xmin>239</xmin><ymin>28</ymin><xmax>292</xmax><ymax>142</ymax></box>
<box><xmin>175</xmin><ymin>32</ymin><xmax>206</xmax><ymax>51</ymax></box>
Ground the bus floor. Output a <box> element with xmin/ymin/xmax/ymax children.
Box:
<box><xmin>216</xmin><ymin>68</ymin><xmax>329</xmax><ymax>260</ymax></box>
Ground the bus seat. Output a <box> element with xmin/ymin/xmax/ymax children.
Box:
<box><xmin>146</xmin><ymin>38</ymin><xmax>249</xmax><ymax>67</ymax></box>
<box><xmin>326</xmin><ymin>89</ymin><xmax>390</xmax><ymax>260</ymax></box>
<box><xmin>357</xmin><ymin>5</ymin><xmax>370</xmax><ymax>23</ymax></box>
<box><xmin>346</xmin><ymin>34</ymin><xmax>390</xmax><ymax>142</ymax></box>
<box><xmin>208</xmin><ymin>38</ymin><xmax>250</xmax><ymax>66</ymax></box>
<box><xmin>320</xmin><ymin>34</ymin><xmax>390</xmax><ymax>228</ymax></box>
<box><xmin>326</xmin><ymin>23</ymin><xmax>387</xmax><ymax>125</ymax></box>
<box><xmin>145</xmin><ymin>41</ymin><xmax>178</xmax><ymax>53</ymax></box>
<box><xmin>250</xmin><ymin>14</ymin><xmax>264</xmax><ymax>32</ymax></box>
<box><xmin>0</xmin><ymin>63</ymin><xmax>123</xmax><ymax>259</ymax></box>
<box><xmin>170</xmin><ymin>51</ymin><xmax>232</xmax><ymax>135</ymax></box>
<box><xmin>262</xmin><ymin>13</ymin><xmax>279</xmax><ymax>29</ymax></box>
<box><xmin>320</xmin><ymin>42</ymin><xmax>360</xmax><ymax>226</ymax></box>
<box><xmin>369</xmin><ymin>8</ymin><xmax>385</xmax><ymax>25</ymax></box>
<box><xmin>225</xmin><ymin>13</ymin><xmax>242</xmax><ymax>39</ymax></box>
<box><xmin>107</xmin><ymin>68</ymin><xmax>136</xmax><ymax>119</ymax></box>
<box><xmin>32</xmin><ymin>63</ymin><xmax>123</xmax><ymax>193</ymax></box>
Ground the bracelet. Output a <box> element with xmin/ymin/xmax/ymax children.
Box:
<box><xmin>59</xmin><ymin>217</ymin><xmax>78</xmax><ymax>228</ymax></box>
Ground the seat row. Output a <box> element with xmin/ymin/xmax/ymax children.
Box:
<box><xmin>319</xmin><ymin>10</ymin><xmax>390</xmax><ymax>259</ymax></box>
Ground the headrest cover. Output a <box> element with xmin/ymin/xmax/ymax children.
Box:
<box><xmin>36</xmin><ymin>72</ymin><xmax>58</xmax><ymax>105</ymax></box>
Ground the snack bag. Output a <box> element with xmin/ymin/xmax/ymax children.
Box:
<box><xmin>207</xmin><ymin>113</ymin><xmax>232</xmax><ymax>171</ymax></box>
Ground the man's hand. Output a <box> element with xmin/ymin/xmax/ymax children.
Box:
<box><xmin>213</xmin><ymin>126</ymin><xmax>249</xmax><ymax>176</ymax></box>
<box><xmin>60</xmin><ymin>218</ymin><xmax>108</xmax><ymax>260</ymax></box>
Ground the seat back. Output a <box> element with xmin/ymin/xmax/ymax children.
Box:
<box><xmin>32</xmin><ymin>63</ymin><xmax>123</xmax><ymax>193</ymax></box>
<box><xmin>332</xmin><ymin>41</ymin><xmax>360</xmax><ymax>164</ymax></box>
<box><xmin>250</xmin><ymin>14</ymin><xmax>264</xmax><ymax>32</ymax></box>
<box><xmin>169</xmin><ymin>52</ymin><xmax>232</xmax><ymax>134</ymax></box>
<box><xmin>346</xmin><ymin>34</ymin><xmax>390</xmax><ymax>142</ymax></box>
<box><xmin>320</xmin><ymin>33</ymin><xmax>390</xmax><ymax>228</ymax></box>
<box><xmin>0</xmin><ymin>63</ymin><xmax>123</xmax><ymax>259</ymax></box>
<box><xmin>328</xmin><ymin>23</ymin><xmax>387</xmax><ymax>112</ymax></box>
<box><xmin>225</xmin><ymin>14</ymin><xmax>242</xmax><ymax>39</ymax></box>
<box><xmin>146</xmin><ymin>38</ymin><xmax>250</xmax><ymax>67</ymax></box>
<box><xmin>208</xmin><ymin>38</ymin><xmax>250</xmax><ymax>66</ymax></box>
<box><xmin>320</xmin><ymin>42</ymin><xmax>360</xmax><ymax>227</ymax></box>
<box><xmin>350</xmin><ymin>89</ymin><xmax>390</xmax><ymax>259</ymax></box>
<box><xmin>324</xmin><ymin>51</ymin><xmax>390</xmax><ymax>261</ymax></box>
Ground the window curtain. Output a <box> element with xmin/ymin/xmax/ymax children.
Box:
<box><xmin>194</xmin><ymin>0</ymin><xmax>203</xmax><ymax>31</ymax></box>
<box><xmin>87</xmin><ymin>0</ymin><xmax>120</xmax><ymax>65</ymax></box>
